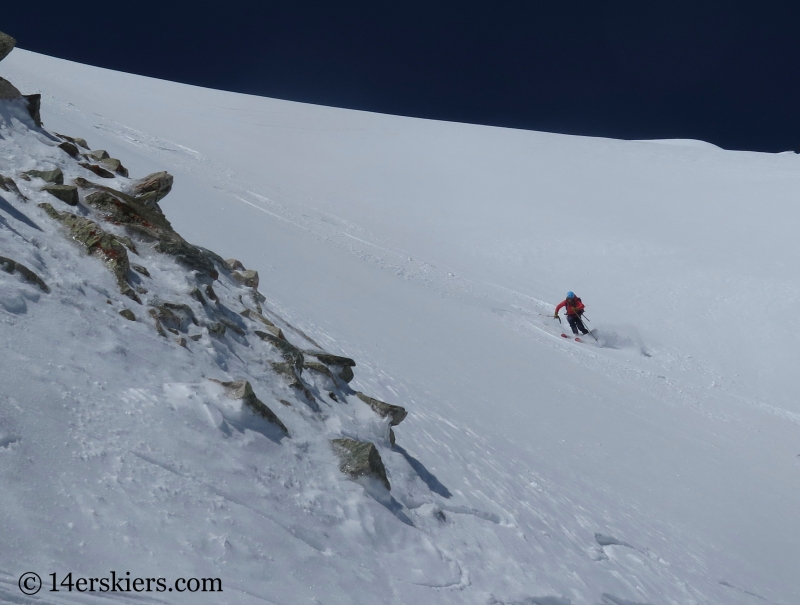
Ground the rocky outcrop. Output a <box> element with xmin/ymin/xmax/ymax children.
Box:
<box><xmin>254</xmin><ymin>332</ymin><xmax>316</xmax><ymax>403</ymax></box>
<box><xmin>0</xmin><ymin>34</ymin><xmax>39</xmax><ymax>124</ymax></box>
<box><xmin>56</xmin><ymin>134</ymin><xmax>89</xmax><ymax>150</ymax></box>
<box><xmin>99</xmin><ymin>158</ymin><xmax>129</xmax><ymax>177</ymax></box>
<box><xmin>0</xmin><ymin>78</ymin><xmax>21</xmax><ymax>100</ymax></box>
<box><xmin>218</xmin><ymin>379</ymin><xmax>288</xmax><ymax>434</ymax></box>
<box><xmin>232</xmin><ymin>269</ymin><xmax>259</xmax><ymax>288</ymax></box>
<box><xmin>119</xmin><ymin>309</ymin><xmax>136</xmax><ymax>321</ymax></box>
<box><xmin>0</xmin><ymin>175</ymin><xmax>25</xmax><ymax>200</ymax></box>
<box><xmin>24</xmin><ymin>95</ymin><xmax>41</xmax><ymax>127</ymax></box>
<box><xmin>26</xmin><ymin>168</ymin><xmax>64</xmax><ymax>185</ymax></box>
<box><xmin>356</xmin><ymin>392</ymin><xmax>408</xmax><ymax>426</ymax></box>
<box><xmin>0</xmin><ymin>256</ymin><xmax>49</xmax><ymax>292</ymax></box>
<box><xmin>224</xmin><ymin>258</ymin><xmax>244</xmax><ymax>271</ymax></box>
<box><xmin>132</xmin><ymin>171</ymin><xmax>173</xmax><ymax>207</ymax></box>
<box><xmin>79</xmin><ymin>185</ymin><xmax>219</xmax><ymax>279</ymax></box>
<box><xmin>315</xmin><ymin>353</ymin><xmax>357</xmax><ymax>368</ymax></box>
<box><xmin>256</xmin><ymin>330</ymin><xmax>304</xmax><ymax>371</ymax></box>
<box><xmin>0</xmin><ymin>31</ymin><xmax>15</xmax><ymax>63</ymax></box>
<box><xmin>331</xmin><ymin>438</ymin><xmax>391</xmax><ymax>490</ymax></box>
<box><xmin>155</xmin><ymin>239</ymin><xmax>220</xmax><ymax>280</ymax></box>
<box><xmin>303</xmin><ymin>361</ymin><xmax>335</xmax><ymax>380</ymax></box>
<box><xmin>38</xmin><ymin>202</ymin><xmax>139</xmax><ymax>302</ymax></box>
<box><xmin>132</xmin><ymin>264</ymin><xmax>150</xmax><ymax>277</ymax></box>
<box><xmin>148</xmin><ymin>303</ymin><xmax>197</xmax><ymax>334</ymax></box>
<box><xmin>307</xmin><ymin>352</ymin><xmax>356</xmax><ymax>382</ymax></box>
<box><xmin>240</xmin><ymin>308</ymin><xmax>284</xmax><ymax>338</ymax></box>
<box><xmin>58</xmin><ymin>141</ymin><xmax>80</xmax><ymax>158</ymax></box>
<box><xmin>80</xmin><ymin>162</ymin><xmax>115</xmax><ymax>178</ymax></box>
<box><xmin>218</xmin><ymin>317</ymin><xmax>245</xmax><ymax>335</ymax></box>
<box><xmin>85</xmin><ymin>149</ymin><xmax>109</xmax><ymax>161</ymax></box>
<box><xmin>42</xmin><ymin>185</ymin><xmax>78</xmax><ymax>206</ymax></box>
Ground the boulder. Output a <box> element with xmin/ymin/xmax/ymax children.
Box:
<box><xmin>255</xmin><ymin>330</ymin><xmax>303</xmax><ymax>371</ymax></box>
<box><xmin>331</xmin><ymin>438</ymin><xmax>390</xmax><ymax>490</ymax></box>
<box><xmin>257</xmin><ymin>323</ymin><xmax>283</xmax><ymax>339</ymax></box>
<box><xmin>42</xmin><ymin>184</ymin><xmax>78</xmax><ymax>206</ymax></box>
<box><xmin>115</xmin><ymin>234</ymin><xmax>138</xmax><ymax>254</ymax></box>
<box><xmin>0</xmin><ymin>78</ymin><xmax>21</xmax><ymax>100</ymax></box>
<box><xmin>0</xmin><ymin>31</ymin><xmax>15</xmax><ymax>63</ymax></box>
<box><xmin>99</xmin><ymin>157</ymin><xmax>129</xmax><ymax>177</ymax></box>
<box><xmin>355</xmin><ymin>392</ymin><xmax>408</xmax><ymax>426</ymax></box>
<box><xmin>338</xmin><ymin>366</ymin><xmax>355</xmax><ymax>383</ymax></box>
<box><xmin>148</xmin><ymin>303</ymin><xmax>196</xmax><ymax>333</ymax></box>
<box><xmin>58</xmin><ymin>142</ymin><xmax>80</xmax><ymax>158</ymax></box>
<box><xmin>80</xmin><ymin>186</ymin><xmax>172</xmax><ymax>234</ymax></box>
<box><xmin>151</xmin><ymin>315</ymin><xmax>167</xmax><ymax>337</ymax></box>
<box><xmin>155</xmin><ymin>238</ymin><xmax>219</xmax><ymax>279</ymax></box>
<box><xmin>219</xmin><ymin>317</ymin><xmax>245</xmax><ymax>336</ymax></box>
<box><xmin>250</xmin><ymin>294</ymin><xmax>263</xmax><ymax>314</ymax></box>
<box><xmin>55</xmin><ymin>134</ymin><xmax>89</xmax><ymax>149</ymax></box>
<box><xmin>132</xmin><ymin>264</ymin><xmax>150</xmax><ymax>277</ymax></box>
<box><xmin>240</xmin><ymin>308</ymin><xmax>281</xmax><ymax>335</ymax></box>
<box><xmin>26</xmin><ymin>168</ymin><xmax>64</xmax><ymax>185</ymax></box>
<box><xmin>225</xmin><ymin>258</ymin><xmax>244</xmax><ymax>271</ymax></box>
<box><xmin>303</xmin><ymin>361</ymin><xmax>335</xmax><ymax>380</ymax></box>
<box><xmin>208</xmin><ymin>322</ymin><xmax>226</xmax><ymax>337</ymax></box>
<box><xmin>79</xmin><ymin>186</ymin><xmax>219</xmax><ymax>280</ymax></box>
<box><xmin>187</xmin><ymin>287</ymin><xmax>206</xmax><ymax>305</ymax></box>
<box><xmin>309</xmin><ymin>352</ymin><xmax>356</xmax><ymax>382</ymax></box>
<box><xmin>23</xmin><ymin>94</ymin><xmax>41</xmax><ymax>127</ymax></box>
<box><xmin>0</xmin><ymin>256</ymin><xmax>49</xmax><ymax>292</ymax></box>
<box><xmin>314</xmin><ymin>353</ymin><xmax>356</xmax><ymax>367</ymax></box>
<box><xmin>85</xmin><ymin>149</ymin><xmax>110</xmax><ymax>161</ymax></box>
<box><xmin>232</xmin><ymin>269</ymin><xmax>259</xmax><ymax>288</ymax></box>
<box><xmin>270</xmin><ymin>361</ymin><xmax>315</xmax><ymax>404</ymax></box>
<box><xmin>79</xmin><ymin>162</ymin><xmax>115</xmax><ymax>178</ymax></box>
<box><xmin>132</xmin><ymin>171</ymin><xmax>173</xmax><ymax>206</ymax></box>
<box><xmin>0</xmin><ymin>175</ymin><xmax>26</xmax><ymax>200</ymax></box>
<box><xmin>38</xmin><ymin>202</ymin><xmax>139</xmax><ymax>302</ymax></box>
<box><xmin>119</xmin><ymin>309</ymin><xmax>136</xmax><ymax>321</ymax></box>
<box><xmin>241</xmin><ymin>316</ymin><xmax>286</xmax><ymax>340</ymax></box>
<box><xmin>218</xmin><ymin>379</ymin><xmax>288</xmax><ymax>434</ymax></box>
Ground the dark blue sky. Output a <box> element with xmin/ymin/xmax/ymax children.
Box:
<box><xmin>5</xmin><ymin>1</ymin><xmax>799</xmax><ymax>152</ymax></box>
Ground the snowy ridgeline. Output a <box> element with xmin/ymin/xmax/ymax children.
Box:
<box><xmin>0</xmin><ymin>70</ymin><xmax>470</xmax><ymax>604</ymax></box>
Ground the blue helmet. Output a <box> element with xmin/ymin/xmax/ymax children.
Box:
<box><xmin>567</xmin><ymin>291</ymin><xmax>575</xmax><ymax>299</ymax></box>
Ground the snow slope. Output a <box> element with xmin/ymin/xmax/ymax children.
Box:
<box><xmin>1</xmin><ymin>49</ymin><xmax>800</xmax><ymax>605</ymax></box>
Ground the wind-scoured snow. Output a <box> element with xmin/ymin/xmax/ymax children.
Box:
<box><xmin>1</xmin><ymin>49</ymin><xmax>799</xmax><ymax>605</ymax></box>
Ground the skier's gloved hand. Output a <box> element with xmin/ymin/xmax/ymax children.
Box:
<box><xmin>553</xmin><ymin>313</ymin><xmax>559</xmax><ymax>319</ymax></box>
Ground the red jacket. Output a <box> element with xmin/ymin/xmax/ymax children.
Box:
<box><xmin>555</xmin><ymin>297</ymin><xmax>584</xmax><ymax>317</ymax></box>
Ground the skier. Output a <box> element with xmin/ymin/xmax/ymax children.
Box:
<box><xmin>554</xmin><ymin>292</ymin><xmax>589</xmax><ymax>336</ymax></box>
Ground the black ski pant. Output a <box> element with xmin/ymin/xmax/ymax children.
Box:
<box><xmin>567</xmin><ymin>313</ymin><xmax>588</xmax><ymax>335</ymax></box>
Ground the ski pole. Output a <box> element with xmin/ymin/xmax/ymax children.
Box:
<box><xmin>579</xmin><ymin>313</ymin><xmax>598</xmax><ymax>340</ymax></box>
